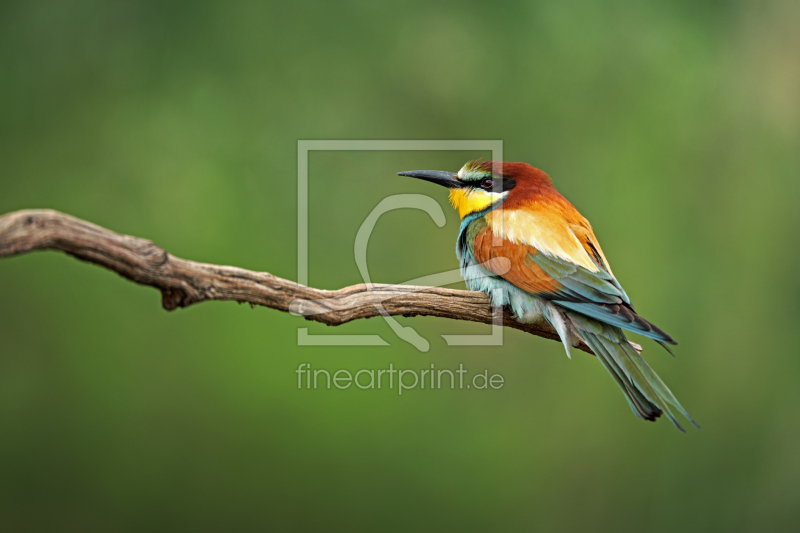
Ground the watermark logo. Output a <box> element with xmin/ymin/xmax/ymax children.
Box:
<box><xmin>292</xmin><ymin>140</ymin><xmax>506</xmax><ymax>352</ymax></box>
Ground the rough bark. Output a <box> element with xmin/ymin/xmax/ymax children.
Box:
<box><xmin>0</xmin><ymin>209</ymin><xmax>592</xmax><ymax>353</ymax></box>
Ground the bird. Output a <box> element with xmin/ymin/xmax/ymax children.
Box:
<box><xmin>398</xmin><ymin>160</ymin><xmax>696</xmax><ymax>431</ymax></box>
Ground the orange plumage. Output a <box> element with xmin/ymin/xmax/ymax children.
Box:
<box><xmin>474</xmin><ymin>161</ymin><xmax>612</xmax><ymax>273</ymax></box>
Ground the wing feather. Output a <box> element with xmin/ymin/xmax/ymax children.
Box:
<box><xmin>470</xmin><ymin>223</ymin><xmax>675</xmax><ymax>345</ymax></box>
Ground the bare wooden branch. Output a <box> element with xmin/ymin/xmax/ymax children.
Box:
<box><xmin>0</xmin><ymin>209</ymin><xmax>592</xmax><ymax>353</ymax></box>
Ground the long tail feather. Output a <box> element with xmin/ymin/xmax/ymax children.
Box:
<box><xmin>564</xmin><ymin>311</ymin><xmax>697</xmax><ymax>431</ymax></box>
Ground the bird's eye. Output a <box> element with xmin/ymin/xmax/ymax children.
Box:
<box><xmin>481</xmin><ymin>178</ymin><xmax>494</xmax><ymax>190</ymax></box>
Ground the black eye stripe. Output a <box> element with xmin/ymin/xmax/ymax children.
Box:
<box><xmin>474</xmin><ymin>177</ymin><xmax>516</xmax><ymax>192</ymax></box>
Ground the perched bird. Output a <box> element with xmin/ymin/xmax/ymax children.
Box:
<box><xmin>398</xmin><ymin>160</ymin><xmax>696</xmax><ymax>431</ymax></box>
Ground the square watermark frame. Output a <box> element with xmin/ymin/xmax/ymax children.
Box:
<box><xmin>296</xmin><ymin>140</ymin><xmax>504</xmax><ymax>350</ymax></box>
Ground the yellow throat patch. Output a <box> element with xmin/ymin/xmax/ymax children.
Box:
<box><xmin>449</xmin><ymin>188</ymin><xmax>502</xmax><ymax>219</ymax></box>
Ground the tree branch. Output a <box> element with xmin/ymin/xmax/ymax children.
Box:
<box><xmin>0</xmin><ymin>209</ymin><xmax>591</xmax><ymax>353</ymax></box>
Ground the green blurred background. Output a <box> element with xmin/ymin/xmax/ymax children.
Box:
<box><xmin>1</xmin><ymin>0</ymin><xmax>799</xmax><ymax>531</ymax></box>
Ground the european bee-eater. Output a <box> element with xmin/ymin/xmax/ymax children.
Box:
<box><xmin>398</xmin><ymin>161</ymin><xmax>696</xmax><ymax>431</ymax></box>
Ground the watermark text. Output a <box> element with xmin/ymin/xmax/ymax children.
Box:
<box><xmin>296</xmin><ymin>363</ymin><xmax>504</xmax><ymax>394</ymax></box>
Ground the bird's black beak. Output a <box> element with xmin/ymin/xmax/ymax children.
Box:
<box><xmin>397</xmin><ymin>170</ymin><xmax>463</xmax><ymax>189</ymax></box>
